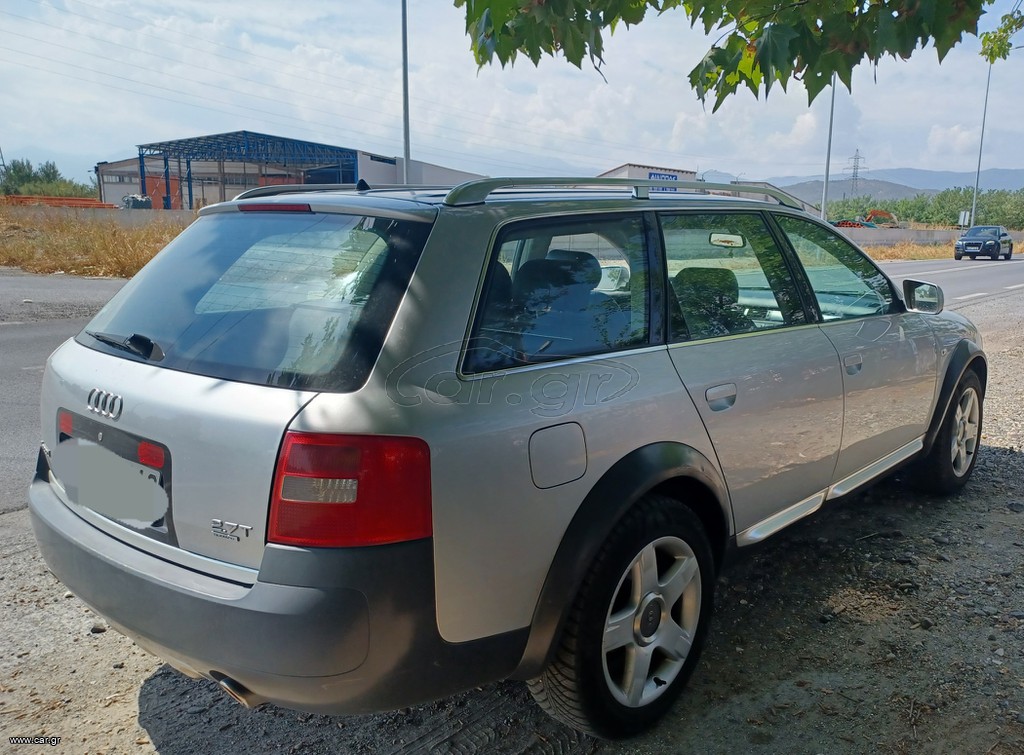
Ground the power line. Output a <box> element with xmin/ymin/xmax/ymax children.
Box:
<box><xmin>0</xmin><ymin>54</ymin><xmax>576</xmax><ymax>175</ymax></box>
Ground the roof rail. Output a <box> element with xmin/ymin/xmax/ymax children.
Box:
<box><xmin>443</xmin><ymin>177</ymin><xmax>804</xmax><ymax>210</ymax></box>
<box><xmin>233</xmin><ymin>183</ymin><xmax>453</xmax><ymax>201</ymax></box>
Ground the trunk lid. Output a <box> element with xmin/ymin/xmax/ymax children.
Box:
<box><xmin>41</xmin><ymin>340</ymin><xmax>317</xmax><ymax>577</ymax></box>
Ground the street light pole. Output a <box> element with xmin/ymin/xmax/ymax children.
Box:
<box><xmin>970</xmin><ymin>63</ymin><xmax>992</xmax><ymax>227</ymax></box>
<box><xmin>820</xmin><ymin>73</ymin><xmax>837</xmax><ymax>221</ymax></box>
<box><xmin>971</xmin><ymin>43</ymin><xmax>1021</xmax><ymax>226</ymax></box>
<box><xmin>401</xmin><ymin>0</ymin><xmax>411</xmax><ymax>185</ymax></box>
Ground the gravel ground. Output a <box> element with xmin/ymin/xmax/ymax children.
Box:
<box><xmin>1</xmin><ymin>290</ymin><xmax>1023</xmax><ymax>754</ymax></box>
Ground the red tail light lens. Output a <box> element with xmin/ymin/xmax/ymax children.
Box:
<box><xmin>268</xmin><ymin>432</ymin><xmax>431</xmax><ymax>548</ymax></box>
<box><xmin>58</xmin><ymin>410</ymin><xmax>73</xmax><ymax>436</ymax></box>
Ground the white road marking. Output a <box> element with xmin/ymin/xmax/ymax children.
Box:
<box><xmin>1005</xmin><ymin>283</ymin><xmax>1024</xmax><ymax>290</ymax></box>
<box><xmin>954</xmin><ymin>293</ymin><xmax>990</xmax><ymax>300</ymax></box>
<box><xmin>887</xmin><ymin>261</ymin><xmax>1019</xmax><ymax>277</ymax></box>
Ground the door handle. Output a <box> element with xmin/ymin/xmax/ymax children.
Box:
<box><xmin>705</xmin><ymin>383</ymin><xmax>737</xmax><ymax>411</ymax></box>
<box><xmin>843</xmin><ymin>353</ymin><xmax>863</xmax><ymax>375</ymax></box>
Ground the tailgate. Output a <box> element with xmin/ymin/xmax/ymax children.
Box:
<box><xmin>40</xmin><ymin>340</ymin><xmax>318</xmax><ymax>576</ymax></box>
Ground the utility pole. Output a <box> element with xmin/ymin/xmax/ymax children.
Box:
<box><xmin>0</xmin><ymin>143</ymin><xmax>7</xmax><ymax>175</ymax></box>
<box><xmin>401</xmin><ymin>0</ymin><xmax>411</xmax><ymax>185</ymax></box>
<box><xmin>971</xmin><ymin>63</ymin><xmax>992</xmax><ymax>226</ymax></box>
<box><xmin>820</xmin><ymin>73</ymin><xmax>837</xmax><ymax>221</ymax></box>
<box><xmin>846</xmin><ymin>149</ymin><xmax>866</xmax><ymax>197</ymax></box>
<box><xmin>973</xmin><ymin>44</ymin><xmax>1022</xmax><ymax>225</ymax></box>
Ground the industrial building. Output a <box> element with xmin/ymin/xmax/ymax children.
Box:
<box><xmin>599</xmin><ymin>163</ymin><xmax>814</xmax><ymax>211</ymax></box>
<box><xmin>599</xmin><ymin>162</ymin><xmax>698</xmax><ymax>186</ymax></box>
<box><xmin>94</xmin><ymin>130</ymin><xmax>483</xmax><ymax>210</ymax></box>
<box><xmin>93</xmin><ymin>133</ymin><xmax>810</xmax><ymax>214</ymax></box>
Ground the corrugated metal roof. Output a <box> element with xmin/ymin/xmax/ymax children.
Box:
<box><xmin>137</xmin><ymin>130</ymin><xmax>362</xmax><ymax>168</ymax></box>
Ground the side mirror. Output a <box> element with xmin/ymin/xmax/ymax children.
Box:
<box><xmin>903</xmin><ymin>279</ymin><xmax>943</xmax><ymax>314</ymax></box>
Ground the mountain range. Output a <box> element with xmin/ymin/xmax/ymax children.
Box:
<box><xmin>766</xmin><ymin>168</ymin><xmax>1024</xmax><ymax>192</ymax></box>
<box><xmin>778</xmin><ymin>178</ymin><xmax>934</xmax><ymax>205</ymax></box>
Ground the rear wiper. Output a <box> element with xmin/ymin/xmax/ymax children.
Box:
<box><xmin>85</xmin><ymin>331</ymin><xmax>165</xmax><ymax>361</ymax></box>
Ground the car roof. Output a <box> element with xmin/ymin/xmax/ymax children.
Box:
<box><xmin>223</xmin><ymin>177</ymin><xmax>807</xmax><ymax>213</ymax></box>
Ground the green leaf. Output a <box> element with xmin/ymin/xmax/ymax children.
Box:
<box><xmin>457</xmin><ymin>0</ymin><xmax>991</xmax><ymax>109</ymax></box>
<box><xmin>755</xmin><ymin>23</ymin><xmax>798</xmax><ymax>95</ymax></box>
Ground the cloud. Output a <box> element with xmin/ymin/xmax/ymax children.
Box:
<box><xmin>1</xmin><ymin>0</ymin><xmax>1022</xmax><ymax>182</ymax></box>
<box><xmin>927</xmin><ymin>125</ymin><xmax>980</xmax><ymax>157</ymax></box>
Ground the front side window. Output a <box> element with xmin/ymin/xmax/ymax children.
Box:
<box><xmin>775</xmin><ymin>214</ymin><xmax>894</xmax><ymax>321</ymax></box>
<box><xmin>464</xmin><ymin>214</ymin><xmax>649</xmax><ymax>373</ymax></box>
<box><xmin>661</xmin><ymin>212</ymin><xmax>805</xmax><ymax>342</ymax></box>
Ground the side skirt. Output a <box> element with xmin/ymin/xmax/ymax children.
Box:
<box><xmin>737</xmin><ymin>436</ymin><xmax>924</xmax><ymax>547</ymax></box>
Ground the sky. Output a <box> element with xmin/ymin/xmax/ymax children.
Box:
<box><xmin>1</xmin><ymin>0</ymin><xmax>1022</xmax><ymax>186</ymax></box>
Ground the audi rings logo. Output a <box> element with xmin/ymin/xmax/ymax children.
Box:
<box><xmin>87</xmin><ymin>388</ymin><xmax>123</xmax><ymax>420</ymax></box>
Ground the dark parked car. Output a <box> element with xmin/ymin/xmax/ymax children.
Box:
<box><xmin>955</xmin><ymin>225</ymin><xmax>1014</xmax><ymax>260</ymax></box>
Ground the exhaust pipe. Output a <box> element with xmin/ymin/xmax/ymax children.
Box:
<box><xmin>215</xmin><ymin>675</ymin><xmax>266</xmax><ymax>709</ymax></box>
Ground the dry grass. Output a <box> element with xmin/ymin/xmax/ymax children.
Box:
<box><xmin>0</xmin><ymin>208</ymin><xmax>955</xmax><ymax>279</ymax></box>
<box><xmin>0</xmin><ymin>208</ymin><xmax>190</xmax><ymax>278</ymax></box>
<box><xmin>862</xmin><ymin>242</ymin><xmax>953</xmax><ymax>261</ymax></box>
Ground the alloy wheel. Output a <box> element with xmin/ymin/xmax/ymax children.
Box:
<box><xmin>950</xmin><ymin>386</ymin><xmax>981</xmax><ymax>477</ymax></box>
<box><xmin>602</xmin><ymin>536</ymin><xmax>701</xmax><ymax>708</ymax></box>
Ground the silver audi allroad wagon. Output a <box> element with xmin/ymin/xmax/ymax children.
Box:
<box><xmin>29</xmin><ymin>178</ymin><xmax>986</xmax><ymax>738</ymax></box>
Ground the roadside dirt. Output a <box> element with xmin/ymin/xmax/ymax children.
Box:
<box><xmin>2</xmin><ymin>295</ymin><xmax>1024</xmax><ymax>754</ymax></box>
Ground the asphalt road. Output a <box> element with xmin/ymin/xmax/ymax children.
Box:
<box><xmin>881</xmin><ymin>257</ymin><xmax>1024</xmax><ymax>305</ymax></box>
<box><xmin>0</xmin><ymin>318</ymin><xmax>90</xmax><ymax>514</ymax></box>
<box><xmin>0</xmin><ymin>269</ymin><xmax>124</xmax><ymax>514</ymax></box>
<box><xmin>1</xmin><ymin>256</ymin><xmax>1021</xmax><ymax>515</ymax></box>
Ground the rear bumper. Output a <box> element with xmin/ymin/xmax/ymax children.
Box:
<box><xmin>29</xmin><ymin>452</ymin><xmax>527</xmax><ymax>714</ymax></box>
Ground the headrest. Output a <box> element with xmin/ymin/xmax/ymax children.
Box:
<box><xmin>545</xmin><ymin>249</ymin><xmax>603</xmax><ymax>287</ymax></box>
<box><xmin>674</xmin><ymin>267</ymin><xmax>740</xmax><ymax>306</ymax></box>
<box><xmin>512</xmin><ymin>257</ymin><xmax>595</xmax><ymax>311</ymax></box>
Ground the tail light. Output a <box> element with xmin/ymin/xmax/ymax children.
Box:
<box><xmin>268</xmin><ymin>432</ymin><xmax>431</xmax><ymax>548</ymax></box>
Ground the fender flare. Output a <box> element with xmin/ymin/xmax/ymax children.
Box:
<box><xmin>511</xmin><ymin>441</ymin><xmax>730</xmax><ymax>680</ymax></box>
<box><xmin>922</xmin><ymin>339</ymin><xmax>987</xmax><ymax>455</ymax></box>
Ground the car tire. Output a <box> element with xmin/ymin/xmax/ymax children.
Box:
<box><xmin>911</xmin><ymin>370</ymin><xmax>983</xmax><ymax>495</ymax></box>
<box><xmin>527</xmin><ymin>495</ymin><xmax>714</xmax><ymax>739</ymax></box>
<box><xmin>954</xmin><ymin>253</ymin><xmax>962</xmax><ymax>260</ymax></box>
<box><xmin>1005</xmin><ymin>245</ymin><xmax>1013</xmax><ymax>260</ymax></box>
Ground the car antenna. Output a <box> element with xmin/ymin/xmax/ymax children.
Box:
<box><xmin>356</xmin><ymin>178</ymin><xmax>371</xmax><ymax>192</ymax></box>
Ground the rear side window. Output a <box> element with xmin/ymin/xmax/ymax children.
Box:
<box><xmin>464</xmin><ymin>214</ymin><xmax>650</xmax><ymax>373</ymax></box>
<box><xmin>79</xmin><ymin>211</ymin><xmax>431</xmax><ymax>392</ymax></box>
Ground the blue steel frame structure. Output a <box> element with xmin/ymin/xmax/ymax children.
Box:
<box><xmin>137</xmin><ymin>131</ymin><xmax>359</xmax><ymax>209</ymax></box>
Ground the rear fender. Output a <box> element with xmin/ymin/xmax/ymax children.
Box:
<box><xmin>511</xmin><ymin>442</ymin><xmax>730</xmax><ymax>679</ymax></box>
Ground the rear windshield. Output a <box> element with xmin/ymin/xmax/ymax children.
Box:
<box><xmin>78</xmin><ymin>209</ymin><xmax>432</xmax><ymax>392</ymax></box>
